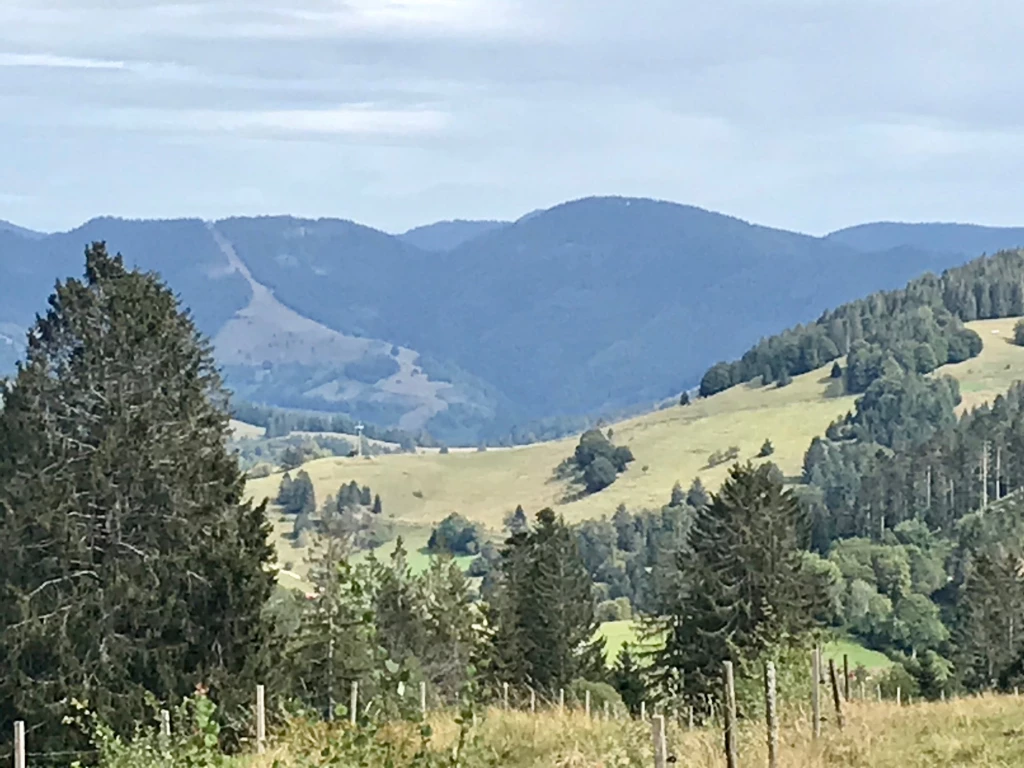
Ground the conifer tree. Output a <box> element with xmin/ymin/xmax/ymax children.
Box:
<box><xmin>0</xmin><ymin>243</ymin><xmax>277</xmax><ymax>751</ymax></box>
<box><xmin>649</xmin><ymin>463</ymin><xmax>829</xmax><ymax>713</ymax></box>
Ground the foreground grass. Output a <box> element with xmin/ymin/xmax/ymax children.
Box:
<box><xmin>244</xmin><ymin>695</ymin><xmax>1024</xmax><ymax>767</ymax></box>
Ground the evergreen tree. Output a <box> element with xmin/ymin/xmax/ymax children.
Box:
<box><xmin>686</xmin><ymin>477</ymin><xmax>710</xmax><ymax>509</ymax></box>
<box><xmin>831</xmin><ymin>361</ymin><xmax>843</xmax><ymax>379</ymax></box>
<box><xmin>649</xmin><ymin>463</ymin><xmax>830</xmax><ymax>712</ymax></box>
<box><xmin>669</xmin><ymin>481</ymin><xmax>686</xmax><ymax>507</ymax></box>
<box><xmin>0</xmin><ymin>243</ymin><xmax>277</xmax><ymax>751</ymax></box>
<box><xmin>758</xmin><ymin>438</ymin><xmax>775</xmax><ymax>458</ymax></box>
<box><xmin>487</xmin><ymin>509</ymin><xmax>605</xmax><ymax>694</ymax></box>
<box><xmin>610</xmin><ymin>644</ymin><xmax>647</xmax><ymax>716</ymax></box>
<box><xmin>504</xmin><ymin>504</ymin><xmax>529</xmax><ymax>535</ymax></box>
<box><xmin>372</xmin><ymin>493</ymin><xmax>383</xmax><ymax>515</ymax></box>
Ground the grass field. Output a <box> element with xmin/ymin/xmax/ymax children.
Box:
<box><xmin>248</xmin><ymin>317</ymin><xmax>1024</xmax><ymax>585</ymax></box>
<box><xmin>244</xmin><ymin>695</ymin><xmax>1024</xmax><ymax>767</ymax></box>
<box><xmin>595</xmin><ymin>621</ymin><xmax>891</xmax><ymax>671</ymax></box>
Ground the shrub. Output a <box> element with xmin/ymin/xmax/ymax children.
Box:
<box><xmin>568</xmin><ymin>679</ymin><xmax>625</xmax><ymax>713</ymax></box>
<box><xmin>427</xmin><ymin>513</ymin><xmax>483</xmax><ymax>555</ymax></box>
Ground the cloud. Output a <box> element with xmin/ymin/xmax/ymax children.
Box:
<box><xmin>0</xmin><ymin>52</ymin><xmax>126</xmax><ymax>69</ymax></box>
<box><xmin>2</xmin><ymin>0</ymin><xmax>1024</xmax><ymax>234</ymax></box>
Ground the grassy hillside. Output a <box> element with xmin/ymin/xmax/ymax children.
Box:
<box><xmin>248</xmin><ymin>317</ymin><xmax>1024</xmax><ymax>583</ymax></box>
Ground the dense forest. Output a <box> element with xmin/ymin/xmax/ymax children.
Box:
<box><xmin>700</xmin><ymin>249</ymin><xmax>1024</xmax><ymax>397</ymax></box>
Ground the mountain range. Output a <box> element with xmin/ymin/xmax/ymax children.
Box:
<box><xmin>2</xmin><ymin>197</ymin><xmax>1024</xmax><ymax>444</ymax></box>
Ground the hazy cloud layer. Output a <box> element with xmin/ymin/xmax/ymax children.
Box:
<box><xmin>1</xmin><ymin>0</ymin><xmax>1023</xmax><ymax>234</ymax></box>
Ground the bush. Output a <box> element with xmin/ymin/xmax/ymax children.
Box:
<box><xmin>758</xmin><ymin>439</ymin><xmax>774</xmax><ymax>457</ymax></box>
<box><xmin>568</xmin><ymin>679</ymin><xmax>625</xmax><ymax>713</ymax></box>
<box><xmin>1015</xmin><ymin>319</ymin><xmax>1024</xmax><ymax>347</ymax></box>
<box><xmin>427</xmin><ymin>513</ymin><xmax>483</xmax><ymax>555</ymax></box>
<box><xmin>584</xmin><ymin>456</ymin><xmax>618</xmax><ymax>493</ymax></box>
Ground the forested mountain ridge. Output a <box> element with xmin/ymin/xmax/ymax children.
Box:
<box><xmin>700</xmin><ymin>248</ymin><xmax>1024</xmax><ymax>399</ymax></box>
<box><xmin>4</xmin><ymin>198</ymin><xmax>1024</xmax><ymax>444</ymax></box>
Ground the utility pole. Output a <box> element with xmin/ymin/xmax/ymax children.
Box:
<box><xmin>356</xmin><ymin>423</ymin><xmax>364</xmax><ymax>458</ymax></box>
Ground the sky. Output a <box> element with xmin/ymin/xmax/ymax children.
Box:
<box><xmin>2</xmin><ymin>0</ymin><xmax>1024</xmax><ymax>236</ymax></box>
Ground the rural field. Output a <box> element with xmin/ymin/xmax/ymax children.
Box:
<box><xmin>240</xmin><ymin>695</ymin><xmax>1024</xmax><ymax>767</ymax></box>
<box><xmin>245</xmin><ymin>317</ymin><xmax>1024</xmax><ymax>583</ymax></box>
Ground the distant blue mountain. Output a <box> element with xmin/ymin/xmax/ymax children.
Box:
<box><xmin>827</xmin><ymin>221</ymin><xmax>1024</xmax><ymax>258</ymax></box>
<box><xmin>0</xmin><ymin>220</ymin><xmax>45</xmax><ymax>239</ymax></box>
<box><xmin>2</xmin><ymin>198</ymin><xmax>1023</xmax><ymax>442</ymax></box>
<box><xmin>398</xmin><ymin>219</ymin><xmax>508</xmax><ymax>252</ymax></box>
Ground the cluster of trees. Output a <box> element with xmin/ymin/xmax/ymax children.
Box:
<box><xmin>700</xmin><ymin>248</ymin><xmax>1024</xmax><ymax>397</ymax></box>
<box><xmin>556</xmin><ymin>428</ymin><xmax>635</xmax><ymax>494</ymax></box>
<box><xmin>427</xmin><ymin>513</ymin><xmax>485</xmax><ymax>555</ymax></box>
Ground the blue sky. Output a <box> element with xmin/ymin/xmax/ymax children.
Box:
<box><xmin>1</xmin><ymin>0</ymin><xmax>1023</xmax><ymax>235</ymax></box>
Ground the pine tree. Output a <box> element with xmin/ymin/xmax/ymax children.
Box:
<box><xmin>372</xmin><ymin>493</ymin><xmax>383</xmax><ymax>515</ymax></box>
<box><xmin>0</xmin><ymin>243</ymin><xmax>277</xmax><ymax>751</ymax></box>
<box><xmin>505</xmin><ymin>504</ymin><xmax>529</xmax><ymax>535</ymax></box>
<box><xmin>670</xmin><ymin>481</ymin><xmax>686</xmax><ymax>507</ymax></box>
<box><xmin>521</xmin><ymin>509</ymin><xmax>606</xmax><ymax>691</ymax></box>
<box><xmin>289</xmin><ymin>538</ymin><xmax>377</xmax><ymax>719</ymax></box>
<box><xmin>649</xmin><ymin>463</ymin><xmax>830</xmax><ymax>712</ymax></box>
<box><xmin>610</xmin><ymin>644</ymin><xmax>647</xmax><ymax>716</ymax></box>
<box><xmin>487</xmin><ymin>509</ymin><xmax>605</xmax><ymax>694</ymax></box>
<box><xmin>687</xmin><ymin>477</ymin><xmax>710</xmax><ymax>509</ymax></box>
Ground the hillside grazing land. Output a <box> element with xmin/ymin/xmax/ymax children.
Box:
<box><xmin>246</xmin><ymin>317</ymin><xmax>1024</xmax><ymax>582</ymax></box>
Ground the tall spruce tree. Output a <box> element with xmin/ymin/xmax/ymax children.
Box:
<box><xmin>648</xmin><ymin>463</ymin><xmax>830</xmax><ymax>713</ymax></box>
<box><xmin>0</xmin><ymin>243</ymin><xmax>277</xmax><ymax>751</ymax></box>
<box><xmin>486</xmin><ymin>509</ymin><xmax>605</xmax><ymax>694</ymax></box>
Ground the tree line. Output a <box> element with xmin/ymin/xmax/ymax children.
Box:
<box><xmin>700</xmin><ymin>248</ymin><xmax>1024</xmax><ymax>397</ymax></box>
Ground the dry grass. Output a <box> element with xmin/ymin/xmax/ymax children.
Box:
<box><xmin>245</xmin><ymin>695</ymin><xmax>1024</xmax><ymax>767</ymax></box>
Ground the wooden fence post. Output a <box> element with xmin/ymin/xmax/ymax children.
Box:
<box><xmin>350</xmin><ymin>681</ymin><xmax>359</xmax><ymax>726</ymax></box>
<box><xmin>876</xmin><ymin>684</ymin><xmax>882</xmax><ymax>702</ymax></box>
<box><xmin>559</xmin><ymin>688</ymin><xmax>565</xmax><ymax>711</ymax></box>
<box><xmin>765</xmin><ymin>661</ymin><xmax>778</xmax><ymax>768</ymax></box>
<box><xmin>828</xmin><ymin>659</ymin><xmax>845</xmax><ymax>731</ymax></box>
<box><xmin>843</xmin><ymin>654</ymin><xmax>850</xmax><ymax>701</ymax></box>
<box><xmin>530</xmin><ymin>688</ymin><xmax>536</xmax><ymax>713</ymax></box>
<box><xmin>503</xmin><ymin>682</ymin><xmax>509</xmax><ymax>710</ymax></box>
<box><xmin>687</xmin><ymin>705</ymin><xmax>694</xmax><ymax>730</ymax></box>
<box><xmin>811</xmin><ymin>647</ymin><xmax>821</xmax><ymax>739</ymax></box>
<box><xmin>420</xmin><ymin>682</ymin><xmax>427</xmax><ymax>717</ymax></box>
<box><xmin>640</xmin><ymin>700</ymin><xmax>646</xmax><ymax>722</ymax></box>
<box><xmin>859</xmin><ymin>681</ymin><xmax>865</xmax><ymax>701</ymax></box>
<box><xmin>896</xmin><ymin>686</ymin><xmax>901</xmax><ymax>707</ymax></box>
<box><xmin>14</xmin><ymin>721</ymin><xmax>25</xmax><ymax>768</ymax></box>
<box><xmin>585</xmin><ymin>690</ymin><xmax>591</xmax><ymax>718</ymax></box>
<box><xmin>160</xmin><ymin>708</ymin><xmax>171</xmax><ymax>739</ymax></box>
<box><xmin>724</xmin><ymin>661</ymin><xmax>739</xmax><ymax>768</ymax></box>
<box><xmin>255</xmin><ymin>684</ymin><xmax>267</xmax><ymax>754</ymax></box>
<box><xmin>652</xmin><ymin>714</ymin><xmax>668</xmax><ymax>768</ymax></box>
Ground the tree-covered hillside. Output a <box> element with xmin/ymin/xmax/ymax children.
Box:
<box><xmin>5</xmin><ymin>199</ymin><xmax>1024</xmax><ymax>444</ymax></box>
<box><xmin>700</xmin><ymin>249</ymin><xmax>1024</xmax><ymax>398</ymax></box>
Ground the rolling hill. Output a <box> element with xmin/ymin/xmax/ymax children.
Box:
<box><xmin>245</xmin><ymin>317</ymin><xmax>1024</xmax><ymax>581</ymax></box>
<box><xmin>5</xmin><ymin>198</ymin><xmax>1024</xmax><ymax>443</ymax></box>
